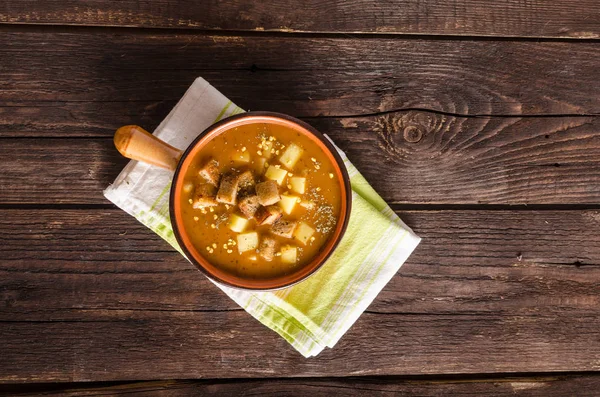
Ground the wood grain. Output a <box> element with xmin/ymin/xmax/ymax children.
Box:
<box><xmin>321</xmin><ymin>113</ymin><xmax>600</xmax><ymax>205</ymax></box>
<box><xmin>1</xmin><ymin>209</ymin><xmax>600</xmax><ymax>381</ymax></box>
<box><xmin>8</xmin><ymin>376</ymin><xmax>600</xmax><ymax>396</ymax></box>
<box><xmin>0</xmin><ymin>1</ymin><xmax>599</xmax><ymax>38</ymax></box>
<box><xmin>1</xmin><ymin>5</ymin><xmax>600</xmax><ymax>387</ymax></box>
<box><xmin>3</xmin><ymin>113</ymin><xmax>600</xmax><ymax>205</ymax></box>
<box><xmin>0</xmin><ymin>139</ymin><xmax>128</xmax><ymax>205</ymax></box>
<box><xmin>1</xmin><ymin>32</ymin><xmax>599</xmax><ymax>122</ymax></box>
<box><xmin>3</xmin><ymin>209</ymin><xmax>599</xmax><ymax>317</ymax></box>
<box><xmin>3</xmin><ymin>302</ymin><xmax>600</xmax><ymax>382</ymax></box>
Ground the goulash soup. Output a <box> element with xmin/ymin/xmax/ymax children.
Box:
<box><xmin>179</xmin><ymin>122</ymin><xmax>342</xmax><ymax>279</ymax></box>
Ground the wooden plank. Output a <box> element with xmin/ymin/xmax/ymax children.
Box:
<box><xmin>2</xmin><ymin>303</ymin><xmax>600</xmax><ymax>382</ymax></box>
<box><xmin>0</xmin><ymin>139</ymin><xmax>128</xmax><ymax>205</ymax></box>
<box><xmin>0</xmin><ymin>1</ymin><xmax>599</xmax><ymax>39</ymax></box>
<box><xmin>3</xmin><ymin>113</ymin><xmax>600</xmax><ymax>205</ymax></box>
<box><xmin>0</xmin><ymin>209</ymin><xmax>235</xmax><ymax>313</ymax></box>
<box><xmin>2</xmin><ymin>33</ymin><xmax>598</xmax><ymax>205</ymax></box>
<box><xmin>1</xmin><ymin>32</ymin><xmax>599</xmax><ymax>120</ymax></box>
<box><xmin>319</xmin><ymin>114</ymin><xmax>600</xmax><ymax>205</ymax></box>
<box><xmin>1</xmin><ymin>209</ymin><xmax>600</xmax><ymax>381</ymax></box>
<box><xmin>8</xmin><ymin>376</ymin><xmax>600</xmax><ymax>396</ymax></box>
<box><xmin>3</xmin><ymin>209</ymin><xmax>599</xmax><ymax>318</ymax></box>
<box><xmin>1</xmin><ymin>313</ymin><xmax>285</xmax><ymax>383</ymax></box>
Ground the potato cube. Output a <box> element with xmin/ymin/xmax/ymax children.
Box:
<box><xmin>235</xmin><ymin>150</ymin><xmax>250</xmax><ymax>163</ymax></box>
<box><xmin>279</xmin><ymin>194</ymin><xmax>299</xmax><ymax>215</ymax></box>
<box><xmin>293</xmin><ymin>222</ymin><xmax>315</xmax><ymax>245</ymax></box>
<box><xmin>254</xmin><ymin>157</ymin><xmax>267</xmax><ymax>173</ymax></box>
<box><xmin>290</xmin><ymin>177</ymin><xmax>306</xmax><ymax>194</ymax></box>
<box><xmin>280</xmin><ymin>245</ymin><xmax>298</xmax><ymax>264</ymax></box>
<box><xmin>299</xmin><ymin>200</ymin><xmax>315</xmax><ymax>210</ymax></box>
<box><xmin>261</xmin><ymin>140</ymin><xmax>274</xmax><ymax>158</ymax></box>
<box><xmin>265</xmin><ymin>165</ymin><xmax>287</xmax><ymax>185</ymax></box>
<box><xmin>279</xmin><ymin>143</ymin><xmax>303</xmax><ymax>170</ymax></box>
<box><xmin>237</xmin><ymin>231</ymin><xmax>259</xmax><ymax>253</ymax></box>
<box><xmin>228</xmin><ymin>213</ymin><xmax>250</xmax><ymax>233</ymax></box>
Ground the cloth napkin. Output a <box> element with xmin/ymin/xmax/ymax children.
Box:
<box><xmin>104</xmin><ymin>77</ymin><xmax>421</xmax><ymax>357</ymax></box>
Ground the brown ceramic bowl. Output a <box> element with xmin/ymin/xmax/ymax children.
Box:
<box><xmin>114</xmin><ymin>112</ymin><xmax>351</xmax><ymax>291</ymax></box>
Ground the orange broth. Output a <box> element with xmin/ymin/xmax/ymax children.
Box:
<box><xmin>180</xmin><ymin>122</ymin><xmax>341</xmax><ymax>279</ymax></box>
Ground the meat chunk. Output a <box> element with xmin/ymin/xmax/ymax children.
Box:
<box><xmin>258</xmin><ymin>237</ymin><xmax>277</xmax><ymax>262</ymax></box>
<box><xmin>256</xmin><ymin>180</ymin><xmax>280</xmax><ymax>206</ymax></box>
<box><xmin>255</xmin><ymin>205</ymin><xmax>282</xmax><ymax>226</ymax></box>
<box><xmin>238</xmin><ymin>194</ymin><xmax>260</xmax><ymax>218</ymax></box>
<box><xmin>271</xmin><ymin>219</ymin><xmax>298</xmax><ymax>238</ymax></box>
<box><xmin>192</xmin><ymin>183</ymin><xmax>218</xmax><ymax>209</ymax></box>
<box><xmin>198</xmin><ymin>159</ymin><xmax>221</xmax><ymax>186</ymax></box>
<box><xmin>216</xmin><ymin>172</ymin><xmax>240</xmax><ymax>205</ymax></box>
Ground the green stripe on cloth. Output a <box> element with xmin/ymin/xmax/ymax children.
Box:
<box><xmin>150</xmin><ymin>183</ymin><xmax>171</xmax><ymax>212</ymax></box>
<box><xmin>212</xmin><ymin>100</ymin><xmax>232</xmax><ymax>123</ymax></box>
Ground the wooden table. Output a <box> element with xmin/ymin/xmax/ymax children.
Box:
<box><xmin>1</xmin><ymin>1</ymin><xmax>600</xmax><ymax>395</ymax></box>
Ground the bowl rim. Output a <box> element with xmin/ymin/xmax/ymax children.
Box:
<box><xmin>169</xmin><ymin>111</ymin><xmax>352</xmax><ymax>291</ymax></box>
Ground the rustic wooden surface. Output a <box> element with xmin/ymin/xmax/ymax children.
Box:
<box><xmin>3</xmin><ymin>31</ymin><xmax>599</xmax><ymax>119</ymax></box>
<box><xmin>5</xmin><ymin>114</ymin><xmax>600</xmax><ymax>205</ymax></box>
<box><xmin>1</xmin><ymin>0</ymin><xmax>600</xmax><ymax>395</ymax></box>
<box><xmin>1</xmin><ymin>1</ymin><xmax>599</xmax><ymax>38</ymax></box>
<box><xmin>3</xmin><ymin>375</ymin><xmax>600</xmax><ymax>396</ymax></box>
<box><xmin>2</xmin><ymin>209</ymin><xmax>600</xmax><ymax>383</ymax></box>
<box><xmin>3</xmin><ymin>31</ymin><xmax>600</xmax><ymax>205</ymax></box>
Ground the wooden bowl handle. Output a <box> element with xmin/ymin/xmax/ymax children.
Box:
<box><xmin>114</xmin><ymin>125</ymin><xmax>183</xmax><ymax>171</ymax></box>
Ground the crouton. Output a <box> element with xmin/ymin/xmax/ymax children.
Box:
<box><xmin>258</xmin><ymin>237</ymin><xmax>277</xmax><ymax>261</ymax></box>
<box><xmin>198</xmin><ymin>159</ymin><xmax>221</xmax><ymax>186</ymax></box>
<box><xmin>237</xmin><ymin>170</ymin><xmax>255</xmax><ymax>189</ymax></box>
<box><xmin>271</xmin><ymin>219</ymin><xmax>298</xmax><ymax>238</ymax></box>
<box><xmin>237</xmin><ymin>170</ymin><xmax>256</xmax><ymax>199</ymax></box>
<box><xmin>192</xmin><ymin>183</ymin><xmax>218</xmax><ymax>209</ymax></box>
<box><xmin>256</xmin><ymin>180</ymin><xmax>280</xmax><ymax>206</ymax></box>
<box><xmin>255</xmin><ymin>205</ymin><xmax>282</xmax><ymax>226</ymax></box>
<box><xmin>216</xmin><ymin>172</ymin><xmax>240</xmax><ymax>205</ymax></box>
<box><xmin>238</xmin><ymin>194</ymin><xmax>260</xmax><ymax>218</ymax></box>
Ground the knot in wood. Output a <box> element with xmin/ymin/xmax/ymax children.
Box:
<box><xmin>374</xmin><ymin>111</ymin><xmax>442</xmax><ymax>163</ymax></box>
<box><xmin>403</xmin><ymin>125</ymin><xmax>423</xmax><ymax>143</ymax></box>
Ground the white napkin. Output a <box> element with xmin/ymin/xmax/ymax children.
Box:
<box><xmin>104</xmin><ymin>77</ymin><xmax>420</xmax><ymax>357</ymax></box>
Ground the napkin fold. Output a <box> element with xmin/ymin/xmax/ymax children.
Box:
<box><xmin>104</xmin><ymin>77</ymin><xmax>420</xmax><ymax>357</ymax></box>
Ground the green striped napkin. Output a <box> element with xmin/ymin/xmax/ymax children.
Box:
<box><xmin>104</xmin><ymin>78</ymin><xmax>420</xmax><ymax>357</ymax></box>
